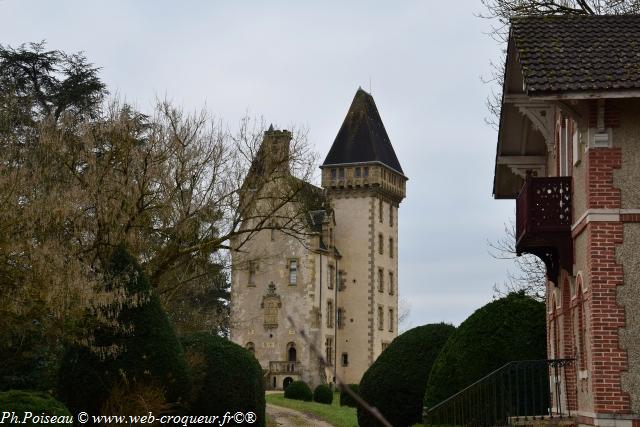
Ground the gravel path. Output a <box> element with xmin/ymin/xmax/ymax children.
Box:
<box><xmin>266</xmin><ymin>403</ymin><xmax>335</xmax><ymax>427</ymax></box>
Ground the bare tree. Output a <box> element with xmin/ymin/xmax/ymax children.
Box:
<box><xmin>0</xmin><ymin>96</ymin><xmax>317</xmax><ymax>383</ymax></box>
<box><xmin>398</xmin><ymin>297</ymin><xmax>412</xmax><ymax>333</ymax></box>
<box><xmin>489</xmin><ymin>220</ymin><xmax>547</xmax><ymax>301</ymax></box>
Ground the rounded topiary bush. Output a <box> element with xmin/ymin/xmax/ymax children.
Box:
<box><xmin>313</xmin><ymin>384</ymin><xmax>333</xmax><ymax>404</ymax></box>
<box><xmin>339</xmin><ymin>383</ymin><xmax>359</xmax><ymax>407</ymax></box>
<box><xmin>182</xmin><ymin>333</ymin><xmax>265</xmax><ymax>427</ymax></box>
<box><xmin>0</xmin><ymin>390</ymin><xmax>72</xmax><ymax>426</ymax></box>
<box><xmin>424</xmin><ymin>292</ymin><xmax>546</xmax><ymax>410</ymax></box>
<box><xmin>358</xmin><ymin>323</ymin><xmax>456</xmax><ymax>427</ymax></box>
<box><xmin>57</xmin><ymin>245</ymin><xmax>191</xmax><ymax>415</ymax></box>
<box><xmin>284</xmin><ymin>380</ymin><xmax>312</xmax><ymax>402</ymax></box>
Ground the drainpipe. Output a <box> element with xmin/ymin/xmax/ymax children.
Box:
<box><xmin>319</xmin><ymin>248</ymin><xmax>323</xmax><ymax>383</ymax></box>
<box><xmin>334</xmin><ymin>256</ymin><xmax>339</xmax><ymax>386</ymax></box>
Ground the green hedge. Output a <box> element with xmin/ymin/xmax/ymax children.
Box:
<box><xmin>182</xmin><ymin>333</ymin><xmax>265</xmax><ymax>427</ymax></box>
<box><xmin>424</xmin><ymin>292</ymin><xmax>546</xmax><ymax>409</ymax></box>
<box><xmin>57</xmin><ymin>245</ymin><xmax>191</xmax><ymax>415</ymax></box>
<box><xmin>0</xmin><ymin>390</ymin><xmax>71</xmax><ymax>426</ymax></box>
<box><xmin>284</xmin><ymin>380</ymin><xmax>312</xmax><ymax>402</ymax></box>
<box><xmin>358</xmin><ymin>323</ymin><xmax>456</xmax><ymax>427</ymax></box>
<box><xmin>339</xmin><ymin>383</ymin><xmax>359</xmax><ymax>407</ymax></box>
<box><xmin>313</xmin><ymin>384</ymin><xmax>333</xmax><ymax>404</ymax></box>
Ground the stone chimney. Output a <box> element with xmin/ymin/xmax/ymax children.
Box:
<box><xmin>262</xmin><ymin>124</ymin><xmax>292</xmax><ymax>175</ymax></box>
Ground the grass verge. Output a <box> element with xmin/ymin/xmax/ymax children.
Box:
<box><xmin>266</xmin><ymin>392</ymin><xmax>357</xmax><ymax>427</ymax></box>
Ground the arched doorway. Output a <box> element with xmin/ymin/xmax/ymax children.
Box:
<box><xmin>283</xmin><ymin>377</ymin><xmax>293</xmax><ymax>389</ymax></box>
<box><xmin>245</xmin><ymin>342</ymin><xmax>255</xmax><ymax>355</ymax></box>
<box><xmin>287</xmin><ymin>342</ymin><xmax>296</xmax><ymax>362</ymax></box>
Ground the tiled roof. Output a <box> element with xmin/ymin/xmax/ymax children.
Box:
<box><xmin>511</xmin><ymin>14</ymin><xmax>640</xmax><ymax>93</ymax></box>
<box><xmin>322</xmin><ymin>88</ymin><xmax>404</xmax><ymax>174</ymax></box>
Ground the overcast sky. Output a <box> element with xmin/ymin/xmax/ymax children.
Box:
<box><xmin>2</xmin><ymin>0</ymin><xmax>518</xmax><ymax>328</ymax></box>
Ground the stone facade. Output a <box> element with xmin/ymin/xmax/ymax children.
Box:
<box><xmin>230</xmin><ymin>89</ymin><xmax>407</xmax><ymax>389</ymax></box>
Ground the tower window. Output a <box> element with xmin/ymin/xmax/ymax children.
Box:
<box><xmin>328</xmin><ymin>264</ymin><xmax>335</xmax><ymax>289</ymax></box>
<box><xmin>339</xmin><ymin>168</ymin><xmax>345</xmax><ymax>178</ymax></box>
<box><xmin>327</xmin><ymin>300</ymin><xmax>334</xmax><ymax>328</ymax></box>
<box><xmin>355</xmin><ymin>167</ymin><xmax>361</xmax><ymax>177</ymax></box>
<box><xmin>341</xmin><ymin>352</ymin><xmax>349</xmax><ymax>367</ymax></box>
<box><xmin>248</xmin><ymin>260</ymin><xmax>256</xmax><ymax>287</ymax></box>
<box><xmin>378</xmin><ymin>268</ymin><xmax>384</xmax><ymax>293</ymax></box>
<box><xmin>378</xmin><ymin>305</ymin><xmax>384</xmax><ymax>331</ymax></box>
<box><xmin>389</xmin><ymin>237</ymin><xmax>394</xmax><ymax>258</ymax></box>
<box><xmin>379</xmin><ymin>199</ymin><xmax>383</xmax><ymax>223</ymax></box>
<box><xmin>389</xmin><ymin>308</ymin><xmax>394</xmax><ymax>332</ymax></box>
<box><xmin>364</xmin><ymin>167</ymin><xmax>369</xmax><ymax>177</ymax></box>
<box><xmin>378</xmin><ymin>233</ymin><xmax>384</xmax><ymax>255</ymax></box>
<box><xmin>331</xmin><ymin>168</ymin><xmax>336</xmax><ymax>179</ymax></box>
<box><xmin>289</xmin><ymin>259</ymin><xmax>298</xmax><ymax>285</ymax></box>
<box><xmin>390</xmin><ymin>205</ymin><xmax>394</xmax><ymax>226</ymax></box>
<box><xmin>337</xmin><ymin>307</ymin><xmax>344</xmax><ymax>329</ymax></box>
<box><xmin>325</xmin><ymin>337</ymin><xmax>334</xmax><ymax>366</ymax></box>
<box><xmin>389</xmin><ymin>271</ymin><xmax>394</xmax><ymax>295</ymax></box>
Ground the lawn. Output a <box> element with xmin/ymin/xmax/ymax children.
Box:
<box><xmin>266</xmin><ymin>392</ymin><xmax>358</xmax><ymax>427</ymax></box>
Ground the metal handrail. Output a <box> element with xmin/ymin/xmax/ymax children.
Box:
<box><xmin>424</xmin><ymin>358</ymin><xmax>574</xmax><ymax>427</ymax></box>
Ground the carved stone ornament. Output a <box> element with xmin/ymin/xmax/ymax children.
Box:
<box><xmin>261</xmin><ymin>282</ymin><xmax>282</xmax><ymax>329</ymax></box>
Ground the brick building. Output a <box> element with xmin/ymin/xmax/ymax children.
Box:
<box><xmin>493</xmin><ymin>15</ymin><xmax>640</xmax><ymax>426</ymax></box>
<box><xmin>230</xmin><ymin>88</ymin><xmax>407</xmax><ymax>389</ymax></box>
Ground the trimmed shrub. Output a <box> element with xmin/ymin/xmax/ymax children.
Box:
<box><xmin>358</xmin><ymin>323</ymin><xmax>456</xmax><ymax>427</ymax></box>
<box><xmin>182</xmin><ymin>333</ymin><xmax>265</xmax><ymax>427</ymax></box>
<box><xmin>339</xmin><ymin>383</ymin><xmax>360</xmax><ymax>407</ymax></box>
<box><xmin>313</xmin><ymin>384</ymin><xmax>333</xmax><ymax>404</ymax></box>
<box><xmin>101</xmin><ymin>379</ymin><xmax>169</xmax><ymax>416</ymax></box>
<box><xmin>424</xmin><ymin>292</ymin><xmax>546</xmax><ymax>410</ymax></box>
<box><xmin>284</xmin><ymin>380</ymin><xmax>312</xmax><ymax>402</ymax></box>
<box><xmin>57</xmin><ymin>245</ymin><xmax>191</xmax><ymax>415</ymax></box>
<box><xmin>0</xmin><ymin>390</ymin><xmax>71</xmax><ymax>426</ymax></box>
<box><xmin>0</xmin><ymin>332</ymin><xmax>61</xmax><ymax>392</ymax></box>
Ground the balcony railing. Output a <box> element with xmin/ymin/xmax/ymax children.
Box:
<box><xmin>516</xmin><ymin>176</ymin><xmax>572</xmax><ymax>244</ymax></box>
<box><xmin>424</xmin><ymin>359</ymin><xmax>575</xmax><ymax>427</ymax></box>
<box><xmin>515</xmin><ymin>176</ymin><xmax>572</xmax><ymax>282</ymax></box>
<box><xmin>269</xmin><ymin>361</ymin><xmax>301</xmax><ymax>374</ymax></box>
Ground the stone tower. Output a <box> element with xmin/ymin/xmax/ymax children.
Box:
<box><xmin>320</xmin><ymin>88</ymin><xmax>407</xmax><ymax>384</ymax></box>
<box><xmin>229</xmin><ymin>89</ymin><xmax>406</xmax><ymax>390</ymax></box>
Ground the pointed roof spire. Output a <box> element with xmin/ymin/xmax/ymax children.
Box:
<box><xmin>267</xmin><ymin>123</ymin><xmax>275</xmax><ymax>132</ymax></box>
<box><xmin>322</xmin><ymin>88</ymin><xmax>404</xmax><ymax>174</ymax></box>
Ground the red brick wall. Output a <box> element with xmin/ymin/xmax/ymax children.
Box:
<box><xmin>587</xmin><ymin>221</ymin><xmax>629</xmax><ymax>413</ymax></box>
<box><xmin>562</xmin><ymin>275</ymin><xmax>578</xmax><ymax>411</ymax></box>
<box><xmin>587</xmin><ymin>101</ymin><xmax>621</xmax><ymax>129</ymax></box>
<box><xmin>587</xmin><ymin>148</ymin><xmax>622</xmax><ymax>209</ymax></box>
<box><xmin>585</xmin><ymin>145</ymin><xmax>630</xmax><ymax>413</ymax></box>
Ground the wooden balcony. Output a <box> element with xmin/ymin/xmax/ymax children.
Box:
<box><xmin>516</xmin><ymin>176</ymin><xmax>573</xmax><ymax>283</ymax></box>
<box><xmin>269</xmin><ymin>361</ymin><xmax>301</xmax><ymax>375</ymax></box>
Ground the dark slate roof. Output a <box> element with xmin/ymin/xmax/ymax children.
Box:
<box><xmin>511</xmin><ymin>14</ymin><xmax>640</xmax><ymax>93</ymax></box>
<box><xmin>308</xmin><ymin>210</ymin><xmax>326</xmax><ymax>233</ymax></box>
<box><xmin>322</xmin><ymin>88</ymin><xmax>404</xmax><ymax>174</ymax></box>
